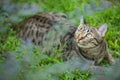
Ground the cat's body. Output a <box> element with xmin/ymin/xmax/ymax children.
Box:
<box><xmin>13</xmin><ymin>12</ymin><xmax>115</xmax><ymax>71</ymax></box>
<box><xmin>14</xmin><ymin>12</ymin><xmax>68</xmax><ymax>45</ymax></box>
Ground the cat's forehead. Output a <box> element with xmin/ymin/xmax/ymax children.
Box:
<box><xmin>79</xmin><ymin>24</ymin><xmax>95</xmax><ymax>30</ymax></box>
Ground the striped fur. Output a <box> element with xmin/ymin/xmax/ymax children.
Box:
<box><xmin>15</xmin><ymin>12</ymin><xmax>67</xmax><ymax>46</ymax></box>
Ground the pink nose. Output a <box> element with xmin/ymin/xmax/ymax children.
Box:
<box><xmin>76</xmin><ymin>35</ymin><xmax>84</xmax><ymax>42</ymax></box>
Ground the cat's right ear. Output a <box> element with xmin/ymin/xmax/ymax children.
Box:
<box><xmin>97</xmin><ymin>23</ymin><xmax>107</xmax><ymax>37</ymax></box>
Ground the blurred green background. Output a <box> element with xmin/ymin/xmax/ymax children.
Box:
<box><xmin>0</xmin><ymin>0</ymin><xmax>120</xmax><ymax>80</ymax></box>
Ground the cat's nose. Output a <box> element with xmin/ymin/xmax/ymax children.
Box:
<box><xmin>76</xmin><ymin>35</ymin><xmax>84</xmax><ymax>42</ymax></box>
<box><xmin>79</xmin><ymin>35</ymin><xmax>84</xmax><ymax>40</ymax></box>
<box><xmin>78</xmin><ymin>36</ymin><xmax>84</xmax><ymax>41</ymax></box>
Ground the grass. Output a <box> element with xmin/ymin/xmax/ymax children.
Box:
<box><xmin>60</xmin><ymin>69</ymin><xmax>91</xmax><ymax>80</ymax></box>
<box><xmin>0</xmin><ymin>0</ymin><xmax>120</xmax><ymax>80</ymax></box>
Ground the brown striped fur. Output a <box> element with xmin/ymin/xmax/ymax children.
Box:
<box><xmin>14</xmin><ymin>12</ymin><xmax>115</xmax><ymax>68</ymax></box>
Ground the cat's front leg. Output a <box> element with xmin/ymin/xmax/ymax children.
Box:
<box><xmin>105</xmin><ymin>52</ymin><xmax>115</xmax><ymax>65</ymax></box>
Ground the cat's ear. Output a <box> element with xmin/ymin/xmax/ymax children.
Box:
<box><xmin>97</xmin><ymin>23</ymin><xmax>107</xmax><ymax>37</ymax></box>
<box><xmin>79</xmin><ymin>16</ymin><xmax>86</xmax><ymax>26</ymax></box>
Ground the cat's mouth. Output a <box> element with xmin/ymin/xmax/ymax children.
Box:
<box><xmin>75</xmin><ymin>36</ymin><xmax>92</xmax><ymax>47</ymax></box>
<box><xmin>76</xmin><ymin>40</ymin><xmax>95</xmax><ymax>48</ymax></box>
<box><xmin>77</xmin><ymin>43</ymin><xmax>94</xmax><ymax>48</ymax></box>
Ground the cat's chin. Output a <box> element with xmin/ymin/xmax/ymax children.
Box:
<box><xmin>77</xmin><ymin>43</ymin><xmax>94</xmax><ymax>48</ymax></box>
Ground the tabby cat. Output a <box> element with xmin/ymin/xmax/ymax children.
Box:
<box><xmin>61</xmin><ymin>18</ymin><xmax>115</xmax><ymax>65</ymax></box>
<box><xmin>14</xmin><ymin>12</ymin><xmax>115</xmax><ymax>70</ymax></box>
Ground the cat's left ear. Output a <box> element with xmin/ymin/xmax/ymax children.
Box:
<box><xmin>79</xmin><ymin>16</ymin><xmax>87</xmax><ymax>27</ymax></box>
<box><xmin>80</xmin><ymin>16</ymin><xmax>86</xmax><ymax>24</ymax></box>
<box><xmin>97</xmin><ymin>23</ymin><xmax>107</xmax><ymax>37</ymax></box>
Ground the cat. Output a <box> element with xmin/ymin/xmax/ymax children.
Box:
<box><xmin>13</xmin><ymin>12</ymin><xmax>115</xmax><ymax>71</ymax></box>
<box><xmin>61</xmin><ymin>18</ymin><xmax>115</xmax><ymax>65</ymax></box>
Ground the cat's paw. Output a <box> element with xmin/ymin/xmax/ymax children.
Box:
<box><xmin>109</xmin><ymin>58</ymin><xmax>115</xmax><ymax>65</ymax></box>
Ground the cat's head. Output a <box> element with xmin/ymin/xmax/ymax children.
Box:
<box><xmin>74</xmin><ymin>18</ymin><xmax>107</xmax><ymax>48</ymax></box>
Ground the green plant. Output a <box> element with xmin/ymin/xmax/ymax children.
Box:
<box><xmin>0</xmin><ymin>29</ymin><xmax>20</xmax><ymax>53</ymax></box>
<box><xmin>60</xmin><ymin>69</ymin><xmax>91</xmax><ymax>80</ymax></box>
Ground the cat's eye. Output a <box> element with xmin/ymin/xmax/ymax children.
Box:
<box><xmin>61</xmin><ymin>15</ymin><xmax>67</xmax><ymax>18</ymax></box>
<box><xmin>87</xmin><ymin>33</ymin><xmax>92</xmax><ymax>37</ymax></box>
<box><xmin>87</xmin><ymin>30</ymin><xmax>90</xmax><ymax>32</ymax></box>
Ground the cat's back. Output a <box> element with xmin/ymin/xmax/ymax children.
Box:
<box><xmin>14</xmin><ymin>12</ymin><xmax>68</xmax><ymax>45</ymax></box>
<box><xmin>18</xmin><ymin>12</ymin><xmax>67</xmax><ymax>28</ymax></box>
